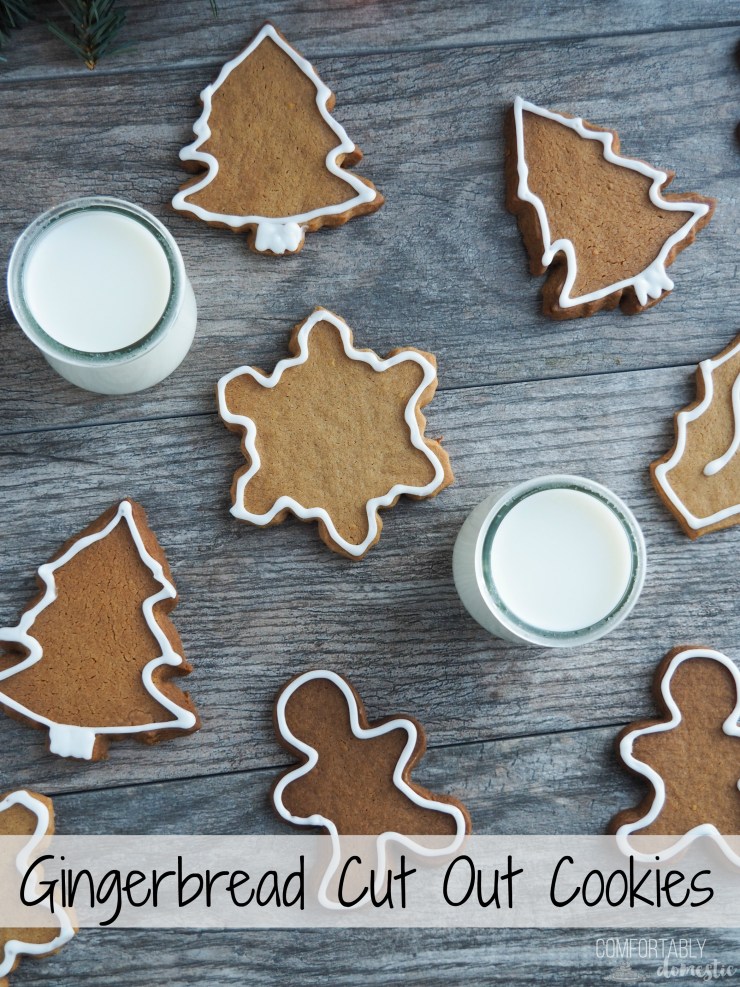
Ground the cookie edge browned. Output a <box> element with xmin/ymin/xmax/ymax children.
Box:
<box><xmin>650</xmin><ymin>331</ymin><xmax>740</xmax><ymax>539</ymax></box>
<box><xmin>172</xmin><ymin>22</ymin><xmax>384</xmax><ymax>256</ymax></box>
<box><xmin>270</xmin><ymin>669</ymin><xmax>472</xmax><ymax>836</ymax></box>
<box><xmin>606</xmin><ymin>644</ymin><xmax>718</xmax><ymax>835</ymax></box>
<box><xmin>218</xmin><ymin>308</ymin><xmax>453</xmax><ymax>560</ymax></box>
<box><xmin>504</xmin><ymin>103</ymin><xmax>716</xmax><ymax>320</ymax></box>
<box><xmin>0</xmin><ymin>500</ymin><xmax>201</xmax><ymax>761</ymax></box>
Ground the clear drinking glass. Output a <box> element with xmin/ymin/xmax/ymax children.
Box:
<box><xmin>7</xmin><ymin>196</ymin><xmax>197</xmax><ymax>395</ymax></box>
<box><xmin>452</xmin><ymin>475</ymin><xmax>647</xmax><ymax>648</ymax></box>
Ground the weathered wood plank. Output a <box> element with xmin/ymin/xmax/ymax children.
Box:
<box><xmin>1</xmin><ymin>362</ymin><xmax>736</xmax><ymax>793</ymax></box>
<box><xmin>13</xmin><ymin>725</ymin><xmax>734</xmax><ymax>987</ymax></box>
<box><xmin>4</xmin><ymin>6</ymin><xmax>739</xmax><ymax>985</ymax></box>
<box><xmin>15</xmin><ymin>925</ymin><xmax>740</xmax><ymax>987</ymax></box>
<box><xmin>1</xmin><ymin>1</ymin><xmax>736</xmax><ymax>82</ymax></box>
<box><xmin>0</xmin><ymin>28</ymin><xmax>736</xmax><ymax>433</ymax></box>
<box><xmin>43</xmin><ymin>724</ymin><xmax>632</xmax><ymax>836</ymax></box>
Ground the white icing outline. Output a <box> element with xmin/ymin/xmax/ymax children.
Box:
<box><xmin>512</xmin><ymin>96</ymin><xmax>711</xmax><ymax>309</ymax></box>
<box><xmin>273</xmin><ymin>669</ymin><xmax>468</xmax><ymax>910</ymax></box>
<box><xmin>0</xmin><ymin>501</ymin><xmax>197</xmax><ymax>760</ymax></box>
<box><xmin>0</xmin><ymin>790</ymin><xmax>75</xmax><ymax>978</ymax></box>
<box><xmin>217</xmin><ymin>308</ymin><xmax>447</xmax><ymax>557</ymax></box>
<box><xmin>616</xmin><ymin>647</ymin><xmax>740</xmax><ymax>866</ymax></box>
<box><xmin>654</xmin><ymin>338</ymin><xmax>740</xmax><ymax>531</ymax></box>
<box><xmin>705</xmin><ymin>373</ymin><xmax>740</xmax><ymax>477</ymax></box>
<box><xmin>172</xmin><ymin>23</ymin><xmax>378</xmax><ymax>255</ymax></box>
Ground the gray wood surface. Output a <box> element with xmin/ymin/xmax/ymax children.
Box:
<box><xmin>2</xmin><ymin>0</ymin><xmax>737</xmax><ymax>82</ymax></box>
<box><xmin>1</xmin><ymin>26</ymin><xmax>739</xmax><ymax>433</ymax></box>
<box><xmin>1</xmin><ymin>2</ymin><xmax>739</xmax><ymax>984</ymax></box>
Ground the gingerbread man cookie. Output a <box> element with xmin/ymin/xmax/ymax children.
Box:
<box><xmin>505</xmin><ymin>97</ymin><xmax>715</xmax><ymax>318</ymax></box>
<box><xmin>610</xmin><ymin>646</ymin><xmax>740</xmax><ymax>865</ymax></box>
<box><xmin>0</xmin><ymin>500</ymin><xmax>200</xmax><ymax>760</ymax></box>
<box><xmin>172</xmin><ymin>23</ymin><xmax>383</xmax><ymax>255</ymax></box>
<box><xmin>217</xmin><ymin>308</ymin><xmax>453</xmax><ymax>558</ymax></box>
<box><xmin>0</xmin><ymin>790</ymin><xmax>75</xmax><ymax>986</ymax></box>
<box><xmin>652</xmin><ymin>333</ymin><xmax>740</xmax><ymax>537</ymax></box>
<box><xmin>272</xmin><ymin>670</ymin><xmax>471</xmax><ymax>907</ymax></box>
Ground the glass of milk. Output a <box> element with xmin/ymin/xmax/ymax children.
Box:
<box><xmin>453</xmin><ymin>475</ymin><xmax>646</xmax><ymax>648</ymax></box>
<box><xmin>7</xmin><ymin>196</ymin><xmax>197</xmax><ymax>395</ymax></box>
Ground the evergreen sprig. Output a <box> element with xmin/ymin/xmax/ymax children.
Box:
<box><xmin>0</xmin><ymin>0</ymin><xmax>34</xmax><ymax>53</ymax></box>
<box><xmin>1</xmin><ymin>0</ymin><xmax>215</xmax><ymax>67</ymax></box>
<box><xmin>47</xmin><ymin>0</ymin><xmax>128</xmax><ymax>70</ymax></box>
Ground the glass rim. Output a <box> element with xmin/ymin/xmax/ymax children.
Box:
<box><xmin>476</xmin><ymin>475</ymin><xmax>647</xmax><ymax>647</ymax></box>
<box><xmin>6</xmin><ymin>196</ymin><xmax>186</xmax><ymax>367</ymax></box>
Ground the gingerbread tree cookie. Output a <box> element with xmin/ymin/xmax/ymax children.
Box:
<box><xmin>0</xmin><ymin>500</ymin><xmax>200</xmax><ymax>760</ymax></box>
<box><xmin>273</xmin><ymin>670</ymin><xmax>470</xmax><ymax>906</ymax></box>
<box><xmin>172</xmin><ymin>23</ymin><xmax>383</xmax><ymax>255</ymax></box>
<box><xmin>217</xmin><ymin>308</ymin><xmax>453</xmax><ymax>559</ymax></box>
<box><xmin>0</xmin><ymin>790</ymin><xmax>75</xmax><ymax>986</ymax></box>
<box><xmin>652</xmin><ymin>333</ymin><xmax>740</xmax><ymax>537</ymax></box>
<box><xmin>505</xmin><ymin>97</ymin><xmax>715</xmax><ymax>319</ymax></box>
<box><xmin>610</xmin><ymin>646</ymin><xmax>740</xmax><ymax>865</ymax></box>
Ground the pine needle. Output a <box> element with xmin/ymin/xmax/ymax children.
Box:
<box><xmin>47</xmin><ymin>0</ymin><xmax>128</xmax><ymax>70</ymax></box>
<box><xmin>0</xmin><ymin>0</ymin><xmax>35</xmax><ymax>56</ymax></box>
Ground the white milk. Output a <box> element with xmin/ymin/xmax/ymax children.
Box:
<box><xmin>23</xmin><ymin>210</ymin><xmax>171</xmax><ymax>353</ymax></box>
<box><xmin>8</xmin><ymin>197</ymin><xmax>197</xmax><ymax>395</ymax></box>
<box><xmin>489</xmin><ymin>488</ymin><xmax>632</xmax><ymax>633</ymax></box>
<box><xmin>452</xmin><ymin>476</ymin><xmax>646</xmax><ymax>648</ymax></box>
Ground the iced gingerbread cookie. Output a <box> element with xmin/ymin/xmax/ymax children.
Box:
<box><xmin>217</xmin><ymin>308</ymin><xmax>453</xmax><ymax>559</ymax></box>
<box><xmin>0</xmin><ymin>500</ymin><xmax>200</xmax><ymax>760</ymax></box>
<box><xmin>610</xmin><ymin>646</ymin><xmax>740</xmax><ymax>865</ymax></box>
<box><xmin>505</xmin><ymin>97</ymin><xmax>715</xmax><ymax>319</ymax></box>
<box><xmin>652</xmin><ymin>333</ymin><xmax>740</xmax><ymax>537</ymax></box>
<box><xmin>272</xmin><ymin>670</ymin><xmax>470</xmax><ymax>906</ymax></box>
<box><xmin>0</xmin><ymin>790</ymin><xmax>75</xmax><ymax>986</ymax></box>
<box><xmin>172</xmin><ymin>23</ymin><xmax>383</xmax><ymax>255</ymax></box>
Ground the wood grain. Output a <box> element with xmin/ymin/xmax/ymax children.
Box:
<box><xmin>40</xmin><ymin>724</ymin><xmax>633</xmax><ymax>837</ymax></box>
<box><xmin>1</xmin><ymin>363</ymin><xmax>736</xmax><ymax>794</ymax></box>
<box><xmin>1</xmin><ymin>0</ymin><xmax>737</xmax><ymax>82</ymax></box>
<box><xmin>15</xmin><ymin>926</ymin><xmax>740</xmax><ymax>987</ymax></box>
<box><xmin>0</xmin><ymin>28</ymin><xmax>736</xmax><ymax>433</ymax></box>
<box><xmin>2</xmin><ymin>4</ymin><xmax>739</xmax><ymax>983</ymax></box>
<box><xmin>10</xmin><ymin>723</ymin><xmax>729</xmax><ymax>986</ymax></box>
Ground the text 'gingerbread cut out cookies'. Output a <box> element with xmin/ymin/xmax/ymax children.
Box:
<box><xmin>217</xmin><ymin>308</ymin><xmax>453</xmax><ymax>559</ymax></box>
<box><xmin>652</xmin><ymin>333</ymin><xmax>740</xmax><ymax>537</ymax></box>
<box><xmin>0</xmin><ymin>790</ymin><xmax>75</xmax><ymax>986</ymax></box>
<box><xmin>0</xmin><ymin>500</ymin><xmax>200</xmax><ymax>760</ymax></box>
<box><xmin>172</xmin><ymin>23</ymin><xmax>383</xmax><ymax>255</ymax></box>
<box><xmin>505</xmin><ymin>97</ymin><xmax>715</xmax><ymax>319</ymax></box>
<box><xmin>272</xmin><ymin>670</ymin><xmax>471</xmax><ymax>908</ymax></box>
<box><xmin>610</xmin><ymin>646</ymin><xmax>740</xmax><ymax>866</ymax></box>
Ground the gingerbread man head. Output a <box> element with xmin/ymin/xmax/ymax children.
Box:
<box><xmin>611</xmin><ymin>646</ymin><xmax>740</xmax><ymax>864</ymax></box>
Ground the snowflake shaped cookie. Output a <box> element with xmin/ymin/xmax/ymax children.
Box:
<box><xmin>217</xmin><ymin>308</ymin><xmax>453</xmax><ymax>558</ymax></box>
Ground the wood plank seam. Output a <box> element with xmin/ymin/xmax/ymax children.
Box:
<box><xmin>2</xmin><ymin>20</ymin><xmax>739</xmax><ymax>86</ymax></box>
